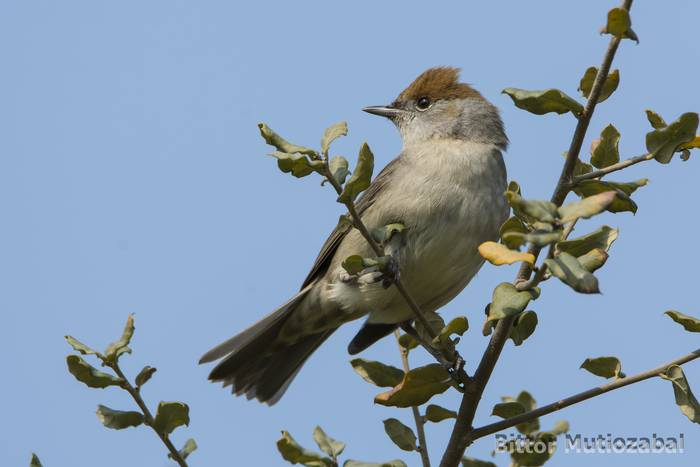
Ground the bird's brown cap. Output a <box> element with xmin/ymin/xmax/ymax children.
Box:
<box><xmin>396</xmin><ymin>67</ymin><xmax>482</xmax><ymax>102</ymax></box>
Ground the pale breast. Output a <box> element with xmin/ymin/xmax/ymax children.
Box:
<box><xmin>323</xmin><ymin>140</ymin><xmax>508</xmax><ymax>325</ymax></box>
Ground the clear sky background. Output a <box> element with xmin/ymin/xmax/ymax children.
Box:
<box><xmin>2</xmin><ymin>1</ymin><xmax>699</xmax><ymax>466</ymax></box>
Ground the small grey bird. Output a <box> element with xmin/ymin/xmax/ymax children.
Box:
<box><xmin>200</xmin><ymin>67</ymin><xmax>509</xmax><ymax>404</ymax></box>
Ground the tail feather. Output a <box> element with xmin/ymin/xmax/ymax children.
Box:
<box><xmin>199</xmin><ymin>285</ymin><xmax>311</xmax><ymax>364</ymax></box>
<box><xmin>201</xmin><ymin>285</ymin><xmax>336</xmax><ymax>405</ymax></box>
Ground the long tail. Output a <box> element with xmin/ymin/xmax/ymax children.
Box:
<box><xmin>200</xmin><ymin>286</ymin><xmax>335</xmax><ymax>405</ymax></box>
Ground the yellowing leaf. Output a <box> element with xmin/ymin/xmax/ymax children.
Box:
<box><xmin>478</xmin><ymin>241</ymin><xmax>535</xmax><ymax>266</ymax></box>
<box><xmin>603</xmin><ymin>7</ymin><xmax>630</xmax><ymax>38</ymax></box>
<box><xmin>374</xmin><ymin>364</ymin><xmax>451</xmax><ymax>408</ymax></box>
<box><xmin>680</xmin><ymin>136</ymin><xmax>700</xmax><ymax>150</ymax></box>
<box><xmin>350</xmin><ymin>359</ymin><xmax>405</xmax><ymax>387</ymax></box>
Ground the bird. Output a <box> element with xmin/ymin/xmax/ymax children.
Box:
<box><xmin>200</xmin><ymin>67</ymin><xmax>510</xmax><ymax>405</ymax></box>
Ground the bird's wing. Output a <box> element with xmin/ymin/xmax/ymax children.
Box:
<box><xmin>300</xmin><ymin>156</ymin><xmax>401</xmax><ymax>289</ymax></box>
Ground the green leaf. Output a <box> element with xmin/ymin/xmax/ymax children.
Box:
<box><xmin>438</xmin><ymin>316</ymin><xmax>469</xmax><ymax>341</ymax></box>
<box><xmin>277</xmin><ymin>431</ymin><xmax>334</xmax><ymax>467</ymax></box>
<box><xmin>500</xmin><ymin>391</ymin><xmax>540</xmax><ymax>435</ymax></box>
<box><xmin>502</xmin><ymin>88</ymin><xmax>583</xmax><ymax>116</ymax></box>
<box><xmin>170</xmin><ymin>438</ymin><xmax>197</xmax><ymax>461</ymax></box>
<box><xmin>660</xmin><ymin>365</ymin><xmax>700</xmax><ymax>424</ymax></box>
<box><xmin>30</xmin><ymin>454</ymin><xmax>43</xmax><ymax>467</ymax></box>
<box><xmin>371</xmin><ymin>223</ymin><xmax>405</xmax><ymax>245</ymax></box>
<box><xmin>259</xmin><ymin>123</ymin><xmax>319</xmax><ymax>159</ymax></box>
<box><xmin>425</xmin><ymin>404</ymin><xmax>457</xmax><ymax>423</ymax></box>
<box><xmin>487</xmin><ymin>283</ymin><xmax>540</xmax><ymax>322</ymax></box>
<box><xmin>461</xmin><ymin>457</ymin><xmax>497</xmax><ymax>467</ymax></box>
<box><xmin>66</xmin><ymin>355</ymin><xmax>122</xmax><ymax>389</ymax></box>
<box><xmin>269</xmin><ymin>151</ymin><xmax>323</xmax><ymax>178</ymax></box>
<box><xmin>341</xmin><ymin>255</ymin><xmax>365</xmax><ymax>275</ymax></box>
<box><xmin>545</xmin><ymin>252</ymin><xmax>600</xmax><ymax>294</ymax></box>
<box><xmin>153</xmin><ymin>401</ymin><xmax>190</xmax><ymax>435</ymax></box>
<box><xmin>646</xmin><ymin>109</ymin><xmax>667</xmax><ymax>129</ymax></box>
<box><xmin>505</xmin><ymin>192</ymin><xmax>559</xmax><ymax>224</ymax></box>
<box><xmin>580</xmin><ymin>356</ymin><xmax>624</xmax><ymax>379</ymax></box>
<box><xmin>499</xmin><ymin>216</ymin><xmax>530</xmax><ymax>250</ymax></box>
<box><xmin>328</xmin><ymin>156</ymin><xmax>350</xmax><ymax>185</ymax></box>
<box><xmin>556</xmin><ymin>225</ymin><xmax>618</xmax><ymax>257</ymax></box>
<box><xmin>558</xmin><ymin>191</ymin><xmax>617</xmax><ymax>223</ymax></box>
<box><xmin>135</xmin><ymin>366</ymin><xmax>157</xmax><ymax>388</ymax></box>
<box><xmin>516</xmin><ymin>391</ymin><xmax>539</xmax><ymax>435</ymax></box>
<box><xmin>573</xmin><ymin>179</ymin><xmax>648</xmax><ymax>214</ymax></box>
<box><xmin>104</xmin><ymin>314</ymin><xmax>135</xmax><ymax>363</ymax></box>
<box><xmin>95</xmin><ymin>405</ymin><xmax>144</xmax><ymax>430</ymax></box>
<box><xmin>350</xmin><ymin>359</ymin><xmax>404</xmax><ymax>387</ymax></box>
<box><xmin>665</xmin><ymin>311</ymin><xmax>700</xmax><ymax>333</ymax></box>
<box><xmin>374</xmin><ymin>364</ymin><xmax>451</xmax><ymax>408</ymax></box>
<box><xmin>510</xmin><ymin>310</ymin><xmax>538</xmax><ymax>346</ymax></box>
<box><xmin>577</xmin><ymin>248</ymin><xmax>609</xmax><ymax>273</ymax></box>
<box><xmin>398</xmin><ymin>333</ymin><xmax>418</xmax><ymax>352</ymax></box>
<box><xmin>502</xmin><ymin>229</ymin><xmax>562</xmax><ymax>249</ymax></box>
<box><xmin>344</xmin><ymin>460</ymin><xmax>407</xmax><ymax>467</ymax></box>
<box><xmin>492</xmin><ymin>401</ymin><xmax>526</xmax><ymax>419</ymax></box>
<box><xmin>382</xmin><ymin>418</ymin><xmax>417</xmax><ymax>452</ymax></box>
<box><xmin>646</xmin><ymin>112</ymin><xmax>699</xmax><ymax>164</ymax></box>
<box><xmin>603</xmin><ymin>7</ymin><xmax>635</xmax><ymax>40</ymax></box>
<box><xmin>478</xmin><ymin>241</ymin><xmax>535</xmax><ymax>266</ymax></box>
<box><xmin>321</xmin><ymin>121</ymin><xmax>348</xmax><ymax>155</ymax></box>
<box><xmin>590</xmin><ymin>124</ymin><xmax>620</xmax><ymax>169</ymax></box>
<box><xmin>313</xmin><ymin>426</ymin><xmax>345</xmax><ymax>459</ymax></box>
<box><xmin>578</xmin><ymin>67</ymin><xmax>620</xmax><ymax>103</ymax></box>
<box><xmin>65</xmin><ymin>335</ymin><xmax>98</xmax><ymax>356</ymax></box>
<box><xmin>338</xmin><ymin>142</ymin><xmax>374</xmax><ymax>204</ymax></box>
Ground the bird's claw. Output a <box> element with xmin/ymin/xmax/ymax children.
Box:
<box><xmin>381</xmin><ymin>256</ymin><xmax>400</xmax><ymax>289</ymax></box>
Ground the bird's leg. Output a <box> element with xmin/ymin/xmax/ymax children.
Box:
<box><xmin>399</xmin><ymin>322</ymin><xmax>470</xmax><ymax>389</ymax></box>
<box><xmin>380</xmin><ymin>255</ymin><xmax>401</xmax><ymax>289</ymax></box>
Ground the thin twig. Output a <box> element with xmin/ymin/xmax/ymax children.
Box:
<box><xmin>573</xmin><ymin>153</ymin><xmax>654</xmax><ymax>183</ymax></box>
<box><xmin>464</xmin><ymin>348</ymin><xmax>700</xmax><ymax>444</ymax></box>
<box><xmin>395</xmin><ymin>330</ymin><xmax>431</xmax><ymax>467</ymax></box>
<box><xmin>109</xmin><ymin>363</ymin><xmax>187</xmax><ymax>467</ymax></box>
<box><xmin>440</xmin><ymin>2</ymin><xmax>634</xmax><ymax>465</ymax></box>
<box><xmin>320</xmin><ymin>156</ymin><xmax>471</xmax><ymax>385</ymax></box>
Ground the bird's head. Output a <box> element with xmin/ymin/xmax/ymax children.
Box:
<box><xmin>363</xmin><ymin>67</ymin><xmax>507</xmax><ymax>149</ymax></box>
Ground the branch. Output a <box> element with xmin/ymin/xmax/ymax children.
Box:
<box><xmin>108</xmin><ymin>363</ymin><xmax>188</xmax><ymax>467</ymax></box>
<box><xmin>573</xmin><ymin>153</ymin><xmax>654</xmax><ymax>182</ymax></box>
<box><xmin>440</xmin><ymin>1</ymin><xmax>634</xmax><ymax>465</ymax></box>
<box><xmin>465</xmin><ymin>348</ymin><xmax>700</xmax><ymax>444</ymax></box>
<box><xmin>395</xmin><ymin>330</ymin><xmax>431</xmax><ymax>467</ymax></box>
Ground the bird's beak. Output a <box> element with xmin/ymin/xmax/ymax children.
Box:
<box><xmin>362</xmin><ymin>105</ymin><xmax>404</xmax><ymax>119</ymax></box>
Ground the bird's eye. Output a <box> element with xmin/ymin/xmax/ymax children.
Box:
<box><xmin>416</xmin><ymin>96</ymin><xmax>431</xmax><ymax>111</ymax></box>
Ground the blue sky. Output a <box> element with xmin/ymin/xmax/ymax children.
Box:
<box><xmin>2</xmin><ymin>1</ymin><xmax>699</xmax><ymax>466</ymax></box>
